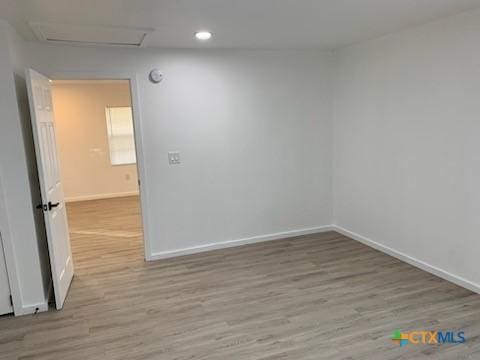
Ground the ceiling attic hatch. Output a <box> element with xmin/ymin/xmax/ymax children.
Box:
<box><xmin>29</xmin><ymin>22</ymin><xmax>153</xmax><ymax>47</ymax></box>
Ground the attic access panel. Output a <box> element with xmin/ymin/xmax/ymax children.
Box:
<box><xmin>30</xmin><ymin>22</ymin><xmax>152</xmax><ymax>47</ymax></box>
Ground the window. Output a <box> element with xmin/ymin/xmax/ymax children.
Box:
<box><xmin>105</xmin><ymin>106</ymin><xmax>137</xmax><ymax>165</ymax></box>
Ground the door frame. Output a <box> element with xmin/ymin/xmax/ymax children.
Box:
<box><xmin>48</xmin><ymin>71</ymin><xmax>153</xmax><ymax>261</ymax></box>
<box><xmin>0</xmin><ymin>175</ymin><xmax>21</xmax><ymax>314</ymax></box>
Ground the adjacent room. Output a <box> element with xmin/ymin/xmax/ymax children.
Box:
<box><xmin>51</xmin><ymin>79</ymin><xmax>144</xmax><ymax>274</ymax></box>
<box><xmin>1</xmin><ymin>0</ymin><xmax>480</xmax><ymax>359</ymax></box>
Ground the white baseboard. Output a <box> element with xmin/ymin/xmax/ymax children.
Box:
<box><xmin>332</xmin><ymin>225</ymin><xmax>480</xmax><ymax>295</ymax></box>
<box><xmin>148</xmin><ymin>225</ymin><xmax>334</xmax><ymax>261</ymax></box>
<box><xmin>65</xmin><ymin>191</ymin><xmax>139</xmax><ymax>203</ymax></box>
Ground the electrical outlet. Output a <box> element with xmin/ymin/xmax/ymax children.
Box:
<box><xmin>168</xmin><ymin>151</ymin><xmax>181</xmax><ymax>165</ymax></box>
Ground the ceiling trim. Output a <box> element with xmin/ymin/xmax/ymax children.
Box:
<box><xmin>51</xmin><ymin>79</ymin><xmax>130</xmax><ymax>85</ymax></box>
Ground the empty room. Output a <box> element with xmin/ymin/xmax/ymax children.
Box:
<box><xmin>0</xmin><ymin>0</ymin><xmax>479</xmax><ymax>359</ymax></box>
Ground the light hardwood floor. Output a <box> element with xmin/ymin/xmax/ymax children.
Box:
<box><xmin>1</xmin><ymin>196</ymin><xmax>480</xmax><ymax>359</ymax></box>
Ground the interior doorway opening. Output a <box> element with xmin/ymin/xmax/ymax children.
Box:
<box><xmin>50</xmin><ymin>79</ymin><xmax>145</xmax><ymax>278</ymax></box>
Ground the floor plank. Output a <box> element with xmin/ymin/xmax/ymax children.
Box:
<box><xmin>1</xmin><ymin>196</ymin><xmax>479</xmax><ymax>359</ymax></box>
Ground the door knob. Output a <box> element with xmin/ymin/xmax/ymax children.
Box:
<box><xmin>48</xmin><ymin>201</ymin><xmax>60</xmax><ymax>211</ymax></box>
<box><xmin>36</xmin><ymin>203</ymin><xmax>47</xmax><ymax>211</ymax></box>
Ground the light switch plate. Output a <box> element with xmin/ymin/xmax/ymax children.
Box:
<box><xmin>168</xmin><ymin>151</ymin><xmax>181</xmax><ymax>165</ymax></box>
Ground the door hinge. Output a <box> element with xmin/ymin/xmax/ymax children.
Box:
<box><xmin>138</xmin><ymin>179</ymin><xmax>141</xmax><ymax>187</ymax></box>
<box><xmin>9</xmin><ymin>295</ymin><xmax>13</xmax><ymax>306</ymax></box>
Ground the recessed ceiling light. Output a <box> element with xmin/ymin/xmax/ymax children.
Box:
<box><xmin>195</xmin><ymin>31</ymin><xmax>212</xmax><ymax>41</ymax></box>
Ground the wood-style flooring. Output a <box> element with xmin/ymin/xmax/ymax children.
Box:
<box><xmin>1</xmin><ymin>196</ymin><xmax>480</xmax><ymax>359</ymax></box>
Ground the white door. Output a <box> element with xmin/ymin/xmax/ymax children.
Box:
<box><xmin>26</xmin><ymin>69</ymin><xmax>74</xmax><ymax>310</ymax></box>
<box><xmin>0</xmin><ymin>233</ymin><xmax>12</xmax><ymax>315</ymax></box>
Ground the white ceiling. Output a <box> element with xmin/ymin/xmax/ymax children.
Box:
<box><xmin>1</xmin><ymin>0</ymin><xmax>480</xmax><ymax>49</ymax></box>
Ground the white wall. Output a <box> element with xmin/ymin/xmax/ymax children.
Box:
<box><xmin>52</xmin><ymin>82</ymin><xmax>139</xmax><ymax>202</ymax></box>
<box><xmin>333</xmin><ymin>8</ymin><xmax>480</xmax><ymax>291</ymax></box>
<box><xmin>0</xmin><ymin>20</ymin><xmax>50</xmax><ymax>314</ymax></box>
<box><xmin>27</xmin><ymin>44</ymin><xmax>334</xmax><ymax>257</ymax></box>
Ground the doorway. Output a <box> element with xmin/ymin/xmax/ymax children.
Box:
<box><xmin>50</xmin><ymin>79</ymin><xmax>145</xmax><ymax>277</ymax></box>
<box><xmin>26</xmin><ymin>70</ymin><xmax>150</xmax><ymax>309</ymax></box>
